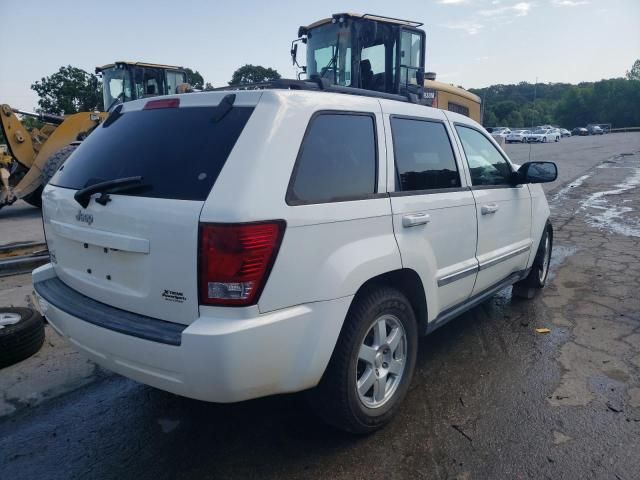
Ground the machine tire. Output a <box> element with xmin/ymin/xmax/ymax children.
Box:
<box><xmin>41</xmin><ymin>144</ymin><xmax>78</xmax><ymax>186</ymax></box>
<box><xmin>308</xmin><ymin>286</ymin><xmax>418</xmax><ymax>434</ymax></box>
<box><xmin>21</xmin><ymin>186</ymin><xmax>43</xmax><ymax>208</ymax></box>
<box><xmin>0</xmin><ymin>307</ymin><xmax>45</xmax><ymax>369</ymax></box>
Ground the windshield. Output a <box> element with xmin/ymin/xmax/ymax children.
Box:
<box><xmin>533</xmin><ymin>129</ymin><xmax>546</xmax><ymax>134</ymax></box>
<box><xmin>102</xmin><ymin>67</ymin><xmax>134</xmax><ymax>110</ymax></box>
<box><xmin>306</xmin><ymin>23</ymin><xmax>353</xmax><ymax>86</ymax></box>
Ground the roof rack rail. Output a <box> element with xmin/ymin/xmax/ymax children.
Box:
<box><xmin>212</xmin><ymin>77</ymin><xmax>422</xmax><ymax>104</ymax></box>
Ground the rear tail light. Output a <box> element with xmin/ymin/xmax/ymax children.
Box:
<box><xmin>198</xmin><ymin>221</ymin><xmax>285</xmax><ymax>306</ymax></box>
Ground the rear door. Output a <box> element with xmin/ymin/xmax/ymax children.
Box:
<box><xmin>451</xmin><ymin>122</ymin><xmax>532</xmax><ymax>296</ymax></box>
<box><xmin>42</xmin><ymin>93</ymin><xmax>260</xmax><ymax>325</ymax></box>
<box><xmin>384</xmin><ymin>103</ymin><xmax>478</xmax><ymax>320</ymax></box>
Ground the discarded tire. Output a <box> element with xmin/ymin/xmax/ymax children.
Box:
<box><xmin>0</xmin><ymin>307</ymin><xmax>45</xmax><ymax>369</ymax></box>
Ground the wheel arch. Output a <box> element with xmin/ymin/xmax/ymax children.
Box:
<box><xmin>347</xmin><ymin>268</ymin><xmax>429</xmax><ymax>334</ymax></box>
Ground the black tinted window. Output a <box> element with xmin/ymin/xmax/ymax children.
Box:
<box><xmin>455</xmin><ymin>126</ymin><xmax>513</xmax><ymax>186</ymax></box>
<box><xmin>391</xmin><ymin>118</ymin><xmax>460</xmax><ymax>191</ymax></box>
<box><xmin>51</xmin><ymin>106</ymin><xmax>254</xmax><ymax>201</ymax></box>
<box><xmin>287</xmin><ymin>113</ymin><xmax>376</xmax><ymax>204</ymax></box>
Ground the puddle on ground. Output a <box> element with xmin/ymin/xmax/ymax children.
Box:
<box><xmin>580</xmin><ymin>167</ymin><xmax>640</xmax><ymax>237</ymax></box>
<box><xmin>547</xmin><ymin>245</ymin><xmax>577</xmax><ymax>281</ymax></box>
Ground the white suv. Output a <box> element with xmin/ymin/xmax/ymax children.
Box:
<box><xmin>33</xmin><ymin>89</ymin><xmax>557</xmax><ymax>434</ymax></box>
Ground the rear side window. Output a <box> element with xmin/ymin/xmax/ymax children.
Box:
<box><xmin>391</xmin><ymin>117</ymin><xmax>461</xmax><ymax>192</ymax></box>
<box><xmin>287</xmin><ymin>113</ymin><xmax>377</xmax><ymax>204</ymax></box>
<box><xmin>51</xmin><ymin>106</ymin><xmax>254</xmax><ymax>201</ymax></box>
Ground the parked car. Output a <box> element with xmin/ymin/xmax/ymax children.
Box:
<box><xmin>589</xmin><ymin>125</ymin><xmax>604</xmax><ymax>135</ymax></box>
<box><xmin>33</xmin><ymin>90</ymin><xmax>557</xmax><ymax>434</ymax></box>
<box><xmin>572</xmin><ymin>127</ymin><xmax>588</xmax><ymax>136</ymax></box>
<box><xmin>506</xmin><ymin>130</ymin><xmax>530</xmax><ymax>143</ymax></box>
<box><xmin>559</xmin><ymin>128</ymin><xmax>572</xmax><ymax>138</ymax></box>
<box><xmin>489</xmin><ymin>127</ymin><xmax>511</xmax><ymax>139</ymax></box>
<box><xmin>527</xmin><ymin>129</ymin><xmax>559</xmax><ymax>143</ymax></box>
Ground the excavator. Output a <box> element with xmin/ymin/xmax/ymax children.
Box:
<box><xmin>0</xmin><ymin>62</ymin><xmax>188</xmax><ymax>209</ymax></box>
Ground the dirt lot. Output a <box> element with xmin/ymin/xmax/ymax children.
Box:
<box><xmin>0</xmin><ymin>133</ymin><xmax>639</xmax><ymax>480</ymax></box>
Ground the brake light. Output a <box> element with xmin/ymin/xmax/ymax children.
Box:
<box><xmin>198</xmin><ymin>221</ymin><xmax>285</xmax><ymax>306</ymax></box>
<box><xmin>144</xmin><ymin>98</ymin><xmax>180</xmax><ymax>110</ymax></box>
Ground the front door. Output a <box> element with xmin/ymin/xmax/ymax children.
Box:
<box><xmin>452</xmin><ymin>123</ymin><xmax>532</xmax><ymax>296</ymax></box>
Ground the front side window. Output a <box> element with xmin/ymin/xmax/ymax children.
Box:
<box><xmin>287</xmin><ymin>113</ymin><xmax>377</xmax><ymax>204</ymax></box>
<box><xmin>391</xmin><ymin>118</ymin><xmax>460</xmax><ymax>192</ymax></box>
<box><xmin>455</xmin><ymin>126</ymin><xmax>513</xmax><ymax>186</ymax></box>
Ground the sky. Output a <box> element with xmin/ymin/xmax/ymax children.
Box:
<box><xmin>1</xmin><ymin>0</ymin><xmax>638</xmax><ymax>111</ymax></box>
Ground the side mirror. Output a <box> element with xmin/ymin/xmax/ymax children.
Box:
<box><xmin>518</xmin><ymin>161</ymin><xmax>558</xmax><ymax>184</ymax></box>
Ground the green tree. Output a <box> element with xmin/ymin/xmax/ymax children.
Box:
<box><xmin>626</xmin><ymin>59</ymin><xmax>640</xmax><ymax>81</ymax></box>
<box><xmin>31</xmin><ymin>66</ymin><xmax>103</xmax><ymax>114</ymax></box>
<box><xmin>203</xmin><ymin>82</ymin><xmax>215</xmax><ymax>91</ymax></box>
<box><xmin>229</xmin><ymin>64</ymin><xmax>281</xmax><ymax>85</ymax></box>
<box><xmin>184</xmin><ymin>68</ymin><xmax>204</xmax><ymax>89</ymax></box>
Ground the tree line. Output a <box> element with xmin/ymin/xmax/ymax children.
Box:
<box><xmin>471</xmin><ymin>59</ymin><xmax>640</xmax><ymax>129</ymax></box>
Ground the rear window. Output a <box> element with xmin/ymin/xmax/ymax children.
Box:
<box><xmin>50</xmin><ymin>105</ymin><xmax>255</xmax><ymax>201</ymax></box>
<box><xmin>286</xmin><ymin>113</ymin><xmax>377</xmax><ymax>205</ymax></box>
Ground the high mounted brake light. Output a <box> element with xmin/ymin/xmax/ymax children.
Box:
<box><xmin>198</xmin><ymin>221</ymin><xmax>285</xmax><ymax>306</ymax></box>
<box><xmin>143</xmin><ymin>98</ymin><xmax>180</xmax><ymax>110</ymax></box>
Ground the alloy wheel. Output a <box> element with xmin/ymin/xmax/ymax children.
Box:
<box><xmin>356</xmin><ymin>314</ymin><xmax>407</xmax><ymax>409</ymax></box>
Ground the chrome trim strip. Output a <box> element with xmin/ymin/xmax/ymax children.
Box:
<box><xmin>478</xmin><ymin>245</ymin><xmax>530</xmax><ymax>271</ymax></box>
<box><xmin>437</xmin><ymin>264</ymin><xmax>479</xmax><ymax>287</ymax></box>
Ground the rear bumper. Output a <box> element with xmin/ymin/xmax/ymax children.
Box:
<box><xmin>33</xmin><ymin>263</ymin><xmax>352</xmax><ymax>403</ymax></box>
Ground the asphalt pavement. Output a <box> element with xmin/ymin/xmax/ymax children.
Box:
<box><xmin>1</xmin><ymin>133</ymin><xmax>639</xmax><ymax>480</ymax></box>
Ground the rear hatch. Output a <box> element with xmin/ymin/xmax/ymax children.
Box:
<box><xmin>42</xmin><ymin>92</ymin><xmax>260</xmax><ymax>325</ymax></box>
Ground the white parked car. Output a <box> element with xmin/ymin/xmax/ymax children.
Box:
<box><xmin>33</xmin><ymin>89</ymin><xmax>557</xmax><ymax>433</ymax></box>
<box><xmin>490</xmin><ymin>127</ymin><xmax>511</xmax><ymax>139</ymax></box>
<box><xmin>560</xmin><ymin>128</ymin><xmax>572</xmax><ymax>138</ymax></box>
<box><xmin>527</xmin><ymin>129</ymin><xmax>559</xmax><ymax>143</ymax></box>
<box><xmin>505</xmin><ymin>129</ymin><xmax>530</xmax><ymax>143</ymax></box>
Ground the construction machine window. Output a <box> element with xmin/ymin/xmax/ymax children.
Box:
<box><xmin>133</xmin><ymin>68</ymin><xmax>165</xmax><ymax>99</ymax></box>
<box><xmin>102</xmin><ymin>68</ymin><xmax>134</xmax><ymax>110</ymax></box>
<box><xmin>400</xmin><ymin>31</ymin><xmax>422</xmax><ymax>87</ymax></box>
<box><xmin>306</xmin><ymin>23</ymin><xmax>354</xmax><ymax>86</ymax></box>
<box><xmin>166</xmin><ymin>71</ymin><xmax>187</xmax><ymax>95</ymax></box>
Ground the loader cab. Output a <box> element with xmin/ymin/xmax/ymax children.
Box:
<box><xmin>96</xmin><ymin>62</ymin><xmax>187</xmax><ymax>111</ymax></box>
<box><xmin>295</xmin><ymin>13</ymin><xmax>426</xmax><ymax>98</ymax></box>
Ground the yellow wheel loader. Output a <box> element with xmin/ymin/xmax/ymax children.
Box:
<box><xmin>0</xmin><ymin>62</ymin><xmax>188</xmax><ymax>210</ymax></box>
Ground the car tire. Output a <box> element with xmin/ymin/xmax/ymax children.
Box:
<box><xmin>41</xmin><ymin>144</ymin><xmax>78</xmax><ymax>186</ymax></box>
<box><xmin>0</xmin><ymin>307</ymin><xmax>45</xmax><ymax>369</ymax></box>
<box><xmin>521</xmin><ymin>138</ymin><xmax>526</xmax><ymax>143</ymax></box>
<box><xmin>542</xmin><ymin>137</ymin><xmax>547</xmax><ymax>143</ymax></box>
<box><xmin>514</xmin><ymin>223</ymin><xmax>553</xmax><ymax>295</ymax></box>
<box><xmin>308</xmin><ymin>286</ymin><xmax>418</xmax><ymax>434</ymax></box>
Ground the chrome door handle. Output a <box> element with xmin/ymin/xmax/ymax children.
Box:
<box><xmin>402</xmin><ymin>212</ymin><xmax>431</xmax><ymax>228</ymax></box>
<box><xmin>481</xmin><ymin>204</ymin><xmax>500</xmax><ymax>215</ymax></box>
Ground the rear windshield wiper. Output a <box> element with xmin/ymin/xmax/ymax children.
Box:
<box><xmin>74</xmin><ymin>176</ymin><xmax>143</xmax><ymax>209</ymax></box>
